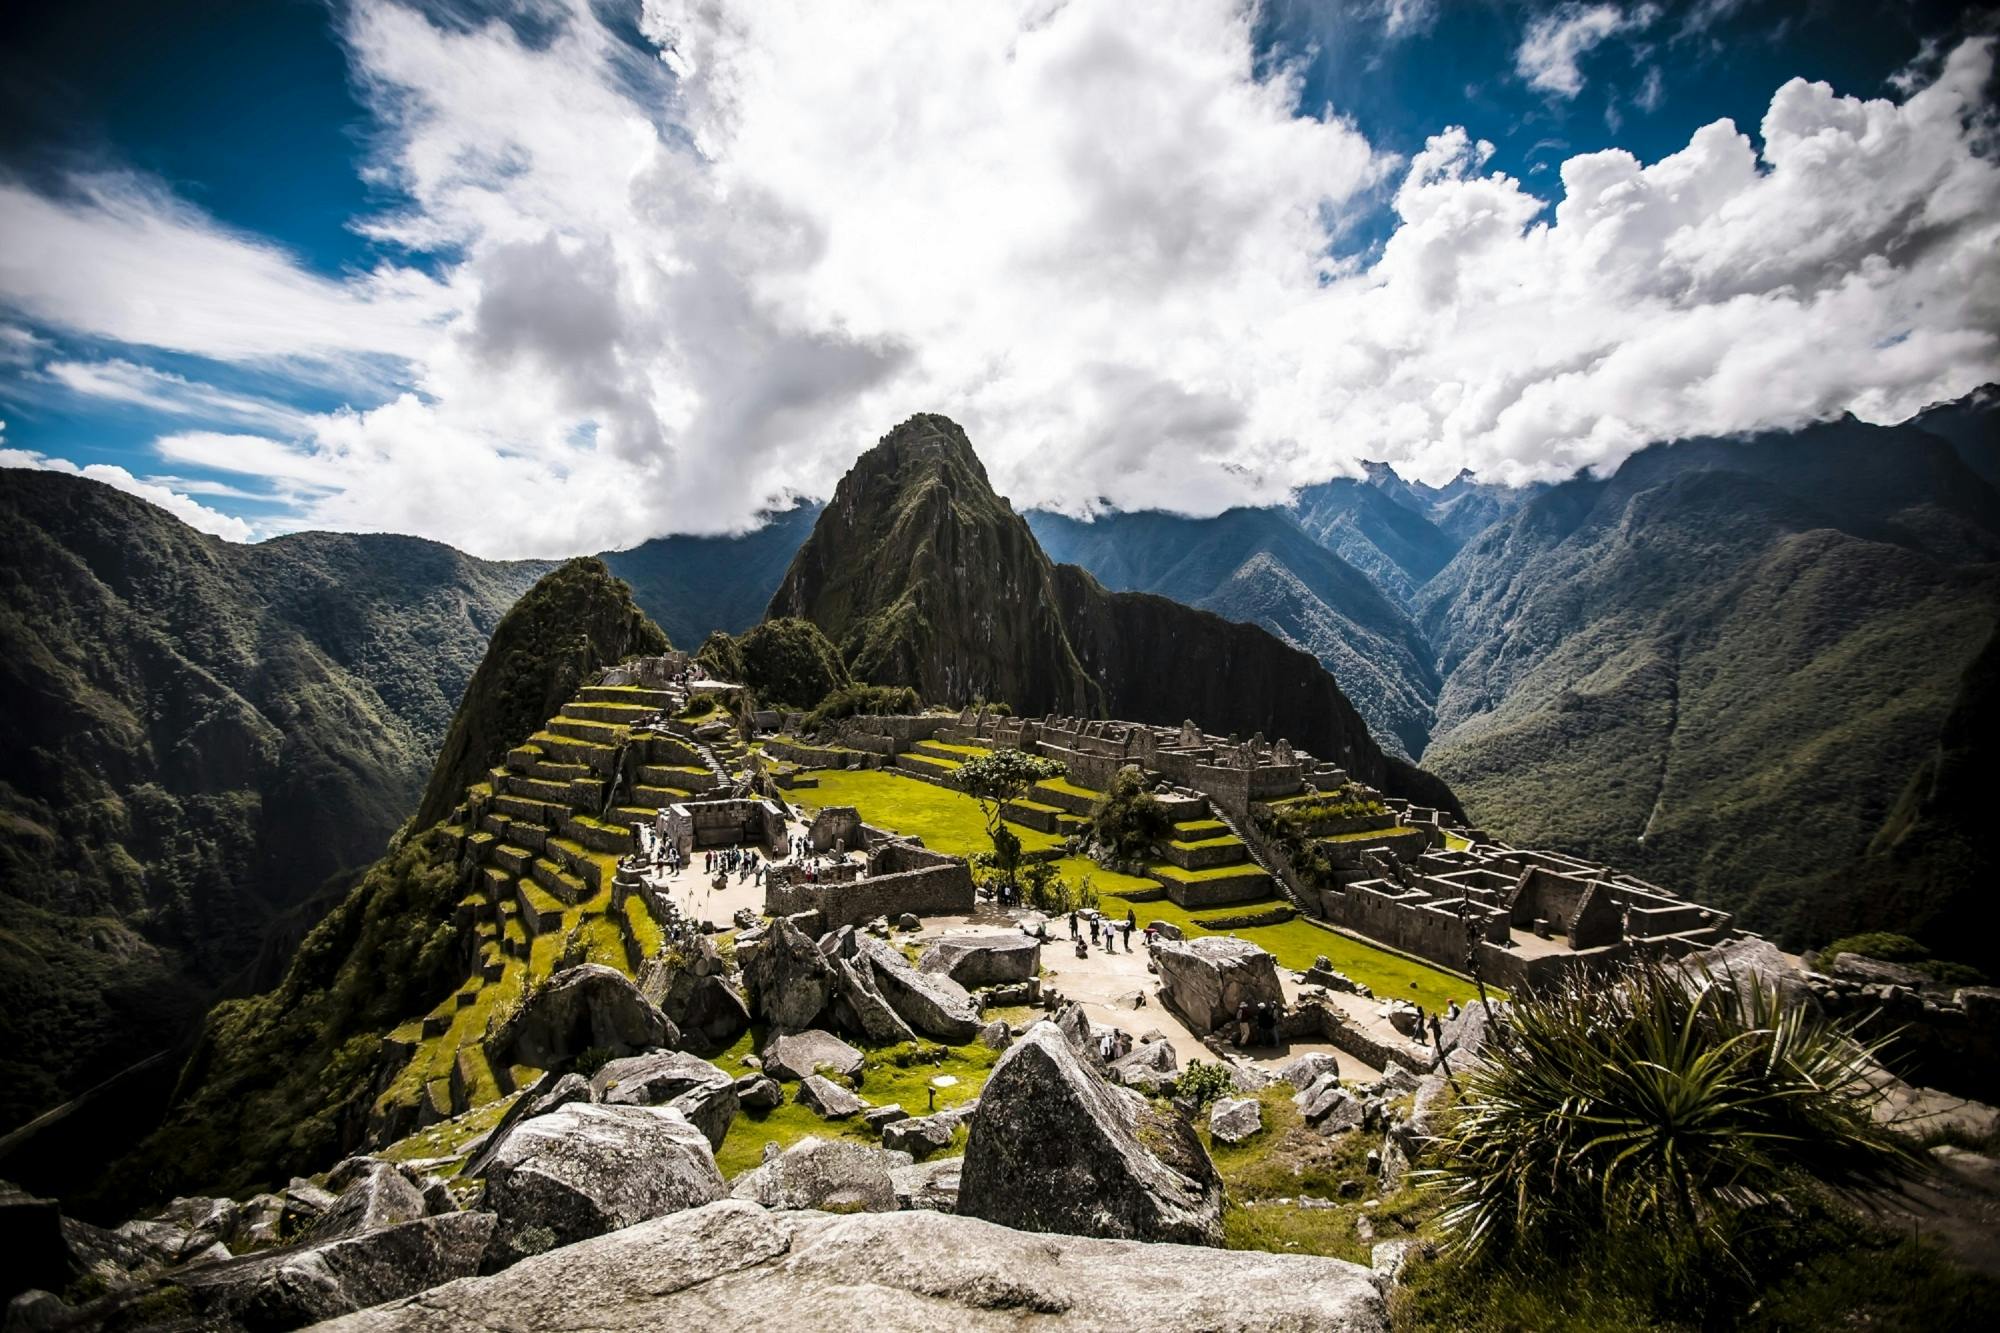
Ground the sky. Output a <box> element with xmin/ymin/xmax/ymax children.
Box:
<box><xmin>0</xmin><ymin>0</ymin><xmax>1994</xmax><ymax>555</ymax></box>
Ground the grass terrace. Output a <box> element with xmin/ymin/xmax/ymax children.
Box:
<box><xmin>923</xmin><ymin>740</ymin><xmax>995</xmax><ymax>758</ymax></box>
<box><xmin>793</xmin><ymin>767</ymin><xmax>1063</xmax><ymax>857</ymax></box>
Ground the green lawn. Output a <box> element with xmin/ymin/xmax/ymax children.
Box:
<box><xmin>709</xmin><ymin>1025</ymin><xmax>999</xmax><ymax>1177</ymax></box>
<box><xmin>1035</xmin><ymin>777</ymin><xmax>1106</xmax><ymax>802</ymax></box>
<box><xmin>794</xmin><ymin>768</ymin><xmax>1062</xmax><ymax>856</ymax></box>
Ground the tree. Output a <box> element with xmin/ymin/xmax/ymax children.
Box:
<box><xmin>956</xmin><ymin>749</ymin><xmax>1066</xmax><ymax>890</ymax></box>
<box><xmin>1086</xmin><ymin>768</ymin><xmax>1173</xmax><ymax>860</ymax></box>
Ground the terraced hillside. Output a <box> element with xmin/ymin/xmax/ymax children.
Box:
<box><xmin>376</xmin><ymin>683</ymin><xmax>731</xmax><ymax>1136</ymax></box>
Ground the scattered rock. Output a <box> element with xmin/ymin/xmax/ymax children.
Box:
<box><xmin>890</xmin><ymin>1158</ymin><xmax>962</xmax><ymax>1212</ymax></box>
<box><xmin>761</xmin><ymin>1029</ymin><xmax>865</xmax><ymax>1082</ymax></box>
<box><xmin>4</xmin><ymin>1289</ymin><xmax>68</xmax><ymax>1331</ymax></box>
<box><xmin>734</xmin><ymin>1074</ymin><xmax>782</xmax><ymax>1111</ymax></box>
<box><xmin>959</xmin><ymin>1022</ymin><xmax>1225</xmax><ymax>1245</ymax></box>
<box><xmin>898</xmin><ymin>913</ymin><xmax>921</xmax><ymax>931</ymax></box>
<box><xmin>1826</xmin><ymin>952</ymin><xmax>1929</xmax><ymax>989</ymax></box>
<box><xmin>280</xmin><ymin>1180</ymin><xmax>338</xmax><ymax>1240</ymax></box>
<box><xmin>863</xmin><ymin>1104</ymin><xmax>910</xmax><ymax>1129</ymax></box>
<box><xmin>1108</xmin><ymin>1037</ymin><xmax>1179</xmax><ymax>1093</ymax></box>
<box><xmin>919</xmin><ymin>933</ymin><xmax>1041</xmax><ymax>987</ymax></box>
<box><xmin>492</xmin><ymin>964</ymin><xmax>677</xmax><ymax>1070</ymax></box>
<box><xmin>482</xmin><ymin>1103</ymin><xmax>725</xmax><ymax>1270</ymax></box>
<box><xmin>463</xmin><ymin>1072</ymin><xmax>594</xmax><ymax>1181</ymax></box>
<box><xmin>978</xmin><ymin>1019</ymin><xmax>1013</xmax><ymax>1051</ymax></box>
<box><xmin>855</xmin><ymin>936</ymin><xmax>983</xmax><ymax>1042</ymax></box>
<box><xmin>1296</xmin><ymin>1074</ymin><xmax>1365</xmax><ymax>1133</ymax></box>
<box><xmin>827</xmin><ymin>955</ymin><xmax>920</xmax><ymax>1045</ymax></box>
<box><xmin>796</xmin><ymin>1073</ymin><xmax>868</xmax><ymax>1120</ymax></box>
<box><xmin>1371</xmin><ymin>1238</ymin><xmax>1419</xmax><ymax>1288</ymax></box>
<box><xmin>1209</xmin><ymin>1097</ymin><xmax>1264</xmax><ymax>1145</ymax></box>
<box><xmin>590</xmin><ymin>1051</ymin><xmax>739</xmax><ymax>1150</ymax></box>
<box><xmin>310</xmin><ymin>1200</ymin><xmax>1387</xmax><ymax>1332</ymax></box>
<box><xmin>1154</xmin><ymin>938</ymin><xmax>1283</xmax><ymax>1037</ymax></box>
<box><xmin>882</xmin><ymin>1114</ymin><xmax>956</xmax><ymax>1160</ymax></box>
<box><xmin>729</xmin><ymin>1137</ymin><xmax>907</xmax><ymax>1213</ymax></box>
<box><xmin>638</xmin><ymin>936</ymin><xmax>752</xmax><ymax>1052</ymax></box>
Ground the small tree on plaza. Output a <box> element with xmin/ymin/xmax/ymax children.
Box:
<box><xmin>957</xmin><ymin>749</ymin><xmax>1066</xmax><ymax>892</ymax></box>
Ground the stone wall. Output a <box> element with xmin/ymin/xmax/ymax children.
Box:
<box><xmin>1284</xmin><ymin>993</ymin><xmax>1433</xmax><ymax>1073</ymax></box>
<box><xmin>764</xmin><ymin>854</ymin><xmax>975</xmax><ymax>926</ymax></box>
<box><xmin>654</xmin><ymin>798</ymin><xmax>786</xmax><ymax>853</ymax></box>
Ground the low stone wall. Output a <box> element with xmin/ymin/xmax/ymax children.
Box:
<box><xmin>1285</xmin><ymin>993</ymin><xmax>1432</xmax><ymax>1073</ymax></box>
<box><xmin>655</xmin><ymin>798</ymin><xmax>786</xmax><ymax>853</ymax></box>
<box><xmin>764</xmin><ymin>857</ymin><xmax>975</xmax><ymax>927</ymax></box>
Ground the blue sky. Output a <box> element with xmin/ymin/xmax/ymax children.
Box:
<box><xmin>1</xmin><ymin>1</ymin><xmax>1993</xmax><ymax>554</ymax></box>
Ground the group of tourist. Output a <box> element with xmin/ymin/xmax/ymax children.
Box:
<box><xmin>1067</xmin><ymin>907</ymin><xmax>1139</xmax><ymax>958</ymax></box>
<box><xmin>1233</xmin><ymin>1000</ymin><xmax>1281</xmax><ymax>1049</ymax></box>
<box><xmin>704</xmin><ymin>846</ymin><xmax>764</xmax><ymax>886</ymax></box>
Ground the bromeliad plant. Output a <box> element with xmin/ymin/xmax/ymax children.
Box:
<box><xmin>1422</xmin><ymin>962</ymin><xmax>1913</xmax><ymax>1266</ymax></box>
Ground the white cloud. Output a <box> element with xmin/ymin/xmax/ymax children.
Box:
<box><xmin>0</xmin><ymin>448</ymin><xmax>256</xmax><ymax>541</ymax></box>
<box><xmin>0</xmin><ymin>1</ymin><xmax>1996</xmax><ymax>552</ymax></box>
<box><xmin>1516</xmin><ymin>3</ymin><xmax>1660</xmax><ymax>99</ymax></box>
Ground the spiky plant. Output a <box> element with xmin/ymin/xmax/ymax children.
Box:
<box><xmin>1423</xmin><ymin>962</ymin><xmax>1913</xmax><ymax>1263</ymax></box>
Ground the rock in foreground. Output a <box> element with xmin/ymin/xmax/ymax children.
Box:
<box><xmin>958</xmin><ymin>1022</ymin><xmax>1224</xmax><ymax>1245</ymax></box>
<box><xmin>309</xmin><ymin>1199</ymin><xmax>1386</xmax><ymax>1331</ymax></box>
<box><xmin>491</xmin><ymin>965</ymin><xmax>676</xmax><ymax>1070</ymax></box>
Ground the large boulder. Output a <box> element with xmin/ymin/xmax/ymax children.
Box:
<box><xmin>959</xmin><ymin>1022</ymin><xmax>1225</xmax><ymax>1245</ymax></box>
<box><xmin>589</xmin><ymin>1052</ymin><xmax>739</xmax><ymax>1150</ymax></box>
<box><xmin>761</xmin><ymin>1030</ymin><xmax>865</xmax><ymax>1082</ymax></box>
<box><xmin>482</xmin><ymin>1103</ymin><xmax>725</xmax><ymax>1269</ymax></box>
<box><xmin>492</xmin><ymin>964</ymin><xmax>676</xmax><ymax>1071</ymax></box>
<box><xmin>1109</xmin><ymin>1037</ymin><xmax>1179</xmax><ymax>1093</ymax></box>
<box><xmin>640</xmin><ymin>936</ymin><xmax>752</xmax><ymax>1053</ymax></box>
<box><xmin>796</xmin><ymin>1074</ymin><xmax>867</xmax><ymax>1120</ymax></box>
<box><xmin>310</xmin><ymin>1200</ymin><xmax>1387</xmax><ymax>1331</ymax></box>
<box><xmin>0</xmin><ymin>1185</ymin><xmax>73</xmax><ymax>1302</ymax></box>
<box><xmin>1209</xmin><ymin>1097</ymin><xmax>1264</xmax><ymax>1145</ymax></box>
<box><xmin>1687</xmin><ymin>937</ymin><xmax>1815</xmax><ymax>1011</ymax></box>
<box><xmin>728</xmin><ymin>1137</ymin><xmax>907</xmax><ymax>1213</ymax></box>
<box><xmin>1295</xmin><ymin>1073</ymin><xmax>1365</xmax><ymax>1133</ymax></box>
<box><xmin>155</xmin><ymin>1212</ymin><xmax>495</xmax><ymax>1331</ymax></box>
<box><xmin>1154</xmin><ymin>938</ymin><xmax>1283</xmax><ymax>1037</ymax></box>
<box><xmin>741</xmin><ymin>918</ymin><xmax>835</xmax><ymax>1031</ymax></box>
<box><xmin>827</xmin><ymin>956</ymin><xmax>919</xmax><ymax>1045</ymax></box>
<box><xmin>303</xmin><ymin>1163</ymin><xmax>427</xmax><ymax>1244</ymax></box>
<box><xmin>854</xmin><ymin>936</ymin><xmax>982</xmax><ymax>1042</ymax></box>
<box><xmin>919</xmin><ymin>934</ymin><xmax>1040</xmax><ymax>988</ymax></box>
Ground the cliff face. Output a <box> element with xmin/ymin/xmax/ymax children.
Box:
<box><xmin>767</xmin><ymin>414</ymin><xmax>1454</xmax><ymax>809</ymax></box>
<box><xmin>768</xmin><ymin>414</ymin><xmax>1099</xmax><ymax>716</ymax></box>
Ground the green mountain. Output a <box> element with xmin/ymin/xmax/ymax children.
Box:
<box><xmin>109</xmin><ymin>559</ymin><xmax>667</xmax><ymax>1210</ymax></box>
<box><xmin>770</xmin><ymin>414</ymin><xmax>1454</xmax><ymax>806</ymax></box>
<box><xmin>1027</xmin><ymin>506</ymin><xmax>1439</xmax><ymax>757</ymax></box>
<box><xmin>1416</xmin><ymin>411</ymin><xmax>2000</xmax><ymax>967</ymax></box>
<box><xmin>0</xmin><ymin>469</ymin><xmax>545</xmax><ymax>1136</ymax></box>
<box><xmin>1284</xmin><ymin>477</ymin><xmax>1459</xmax><ymax>605</ymax></box>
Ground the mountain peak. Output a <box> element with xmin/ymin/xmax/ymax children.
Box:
<box><xmin>857</xmin><ymin>413</ymin><xmax>993</xmax><ymax>489</ymax></box>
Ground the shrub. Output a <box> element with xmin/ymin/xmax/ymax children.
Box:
<box><xmin>1178</xmin><ymin>1059</ymin><xmax>1235</xmax><ymax>1108</ymax></box>
<box><xmin>1423</xmin><ymin>963</ymin><xmax>1912</xmax><ymax>1266</ymax></box>
<box><xmin>1086</xmin><ymin>769</ymin><xmax>1173</xmax><ymax>860</ymax></box>
<box><xmin>1817</xmin><ymin>931</ymin><xmax>1929</xmax><ymax>964</ymax></box>
<box><xmin>803</xmin><ymin>683</ymin><xmax>920</xmax><ymax>729</ymax></box>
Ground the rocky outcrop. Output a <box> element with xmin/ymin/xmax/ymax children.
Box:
<box><xmin>846</xmin><ymin>934</ymin><xmax>982</xmax><ymax>1042</ymax></box>
<box><xmin>313</xmin><ymin>1200</ymin><xmax>1387</xmax><ymax>1332</ymax></box>
<box><xmin>491</xmin><ymin>965</ymin><xmax>676</xmax><ymax>1071</ymax></box>
<box><xmin>919</xmin><ymin>934</ymin><xmax>1040</xmax><ymax>987</ymax></box>
<box><xmin>588</xmin><ymin>1052</ymin><xmax>739</xmax><ymax>1150</ymax></box>
<box><xmin>463</xmin><ymin>1073</ymin><xmax>592</xmax><ymax>1181</ymax></box>
<box><xmin>638</xmin><ymin>936</ymin><xmax>750</xmax><ymax>1053</ymax></box>
<box><xmin>761</xmin><ymin>1030</ymin><xmax>864</xmax><ymax>1082</ymax></box>
<box><xmin>481</xmin><ymin>1103</ymin><xmax>725</xmax><ymax>1269</ymax></box>
<box><xmin>1154</xmin><ymin>937</ymin><xmax>1284</xmax><ymax>1036</ymax></box>
<box><xmin>827</xmin><ymin>955</ymin><xmax>919</xmax><ymax>1045</ymax></box>
<box><xmin>304</xmin><ymin>1162</ymin><xmax>427</xmax><ymax>1243</ymax></box>
<box><xmin>890</xmin><ymin>1158</ymin><xmax>962</xmax><ymax>1212</ymax></box>
<box><xmin>740</xmin><ymin>918</ymin><xmax>835</xmax><ymax>1032</ymax></box>
<box><xmin>1108</xmin><ymin>1036</ymin><xmax>1180</xmax><ymax>1093</ymax></box>
<box><xmin>727</xmin><ymin>1138</ymin><xmax>906</xmax><ymax>1213</ymax></box>
<box><xmin>959</xmin><ymin>1022</ymin><xmax>1224</xmax><ymax>1245</ymax></box>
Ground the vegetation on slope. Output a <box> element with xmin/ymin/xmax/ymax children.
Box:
<box><xmin>0</xmin><ymin>469</ymin><xmax>543</xmax><ymax>1139</ymax></box>
<box><xmin>415</xmin><ymin>557</ymin><xmax>667</xmax><ymax>827</ymax></box>
<box><xmin>104</xmin><ymin>561</ymin><xmax>667</xmax><ymax>1211</ymax></box>
<box><xmin>696</xmin><ymin>616</ymin><xmax>850</xmax><ymax>710</ymax></box>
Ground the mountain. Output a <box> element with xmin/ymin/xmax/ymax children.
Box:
<box><xmin>600</xmin><ymin>501</ymin><xmax>822</xmax><ymax>649</ymax></box>
<box><xmin>0</xmin><ymin>469</ymin><xmax>546</xmax><ymax>1136</ymax></box>
<box><xmin>1027</xmin><ymin>507</ymin><xmax>1438</xmax><ymax>757</ymax></box>
<box><xmin>108</xmin><ymin>560</ymin><xmax>668</xmax><ymax>1211</ymax></box>
<box><xmin>1416</xmin><ymin>409</ymin><xmax>2000</xmax><ymax>967</ymax></box>
<box><xmin>769</xmin><ymin>416</ymin><xmax>1101</xmax><ymax>716</ymax></box>
<box><xmin>1284</xmin><ymin>477</ymin><xmax>1459</xmax><ymax>606</ymax></box>
<box><xmin>769</xmin><ymin>414</ymin><xmax>1454</xmax><ymax>805</ymax></box>
<box><xmin>1363</xmin><ymin>460</ymin><xmax>1542</xmax><ymax>545</ymax></box>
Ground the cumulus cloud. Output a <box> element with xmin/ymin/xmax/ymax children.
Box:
<box><xmin>1</xmin><ymin>0</ymin><xmax>1996</xmax><ymax>552</ymax></box>
<box><xmin>0</xmin><ymin>448</ymin><xmax>255</xmax><ymax>540</ymax></box>
<box><xmin>1516</xmin><ymin>3</ymin><xmax>1660</xmax><ymax>98</ymax></box>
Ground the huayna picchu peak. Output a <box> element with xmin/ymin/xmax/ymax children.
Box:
<box><xmin>7</xmin><ymin>8</ymin><xmax>2000</xmax><ymax>1321</ymax></box>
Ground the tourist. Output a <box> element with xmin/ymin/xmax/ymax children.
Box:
<box><xmin>1089</xmin><ymin>916</ymin><xmax>1101</xmax><ymax>946</ymax></box>
<box><xmin>1235</xmin><ymin>1001</ymin><xmax>1253</xmax><ymax>1047</ymax></box>
<box><xmin>1068</xmin><ymin>910</ymin><xmax>1079</xmax><ymax>940</ymax></box>
<box><xmin>1120</xmin><ymin>918</ymin><xmax>1133</xmax><ymax>951</ymax></box>
<box><xmin>1074</xmin><ymin>936</ymin><xmax>1088</xmax><ymax>960</ymax></box>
